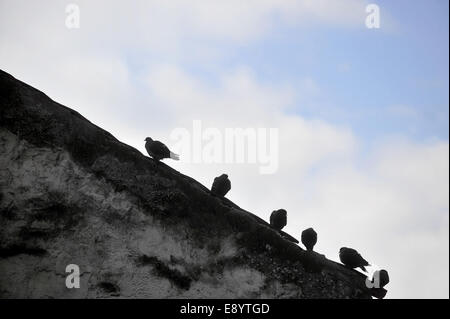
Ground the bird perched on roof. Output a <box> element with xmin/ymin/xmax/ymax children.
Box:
<box><xmin>211</xmin><ymin>174</ymin><xmax>231</xmax><ymax>197</ymax></box>
<box><xmin>301</xmin><ymin>228</ymin><xmax>317</xmax><ymax>251</ymax></box>
<box><xmin>145</xmin><ymin>137</ymin><xmax>179</xmax><ymax>161</ymax></box>
<box><xmin>339</xmin><ymin>247</ymin><xmax>370</xmax><ymax>272</ymax></box>
<box><xmin>374</xmin><ymin>269</ymin><xmax>390</xmax><ymax>288</ymax></box>
<box><xmin>270</xmin><ymin>209</ymin><xmax>287</xmax><ymax>231</ymax></box>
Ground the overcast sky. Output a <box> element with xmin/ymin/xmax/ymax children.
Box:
<box><xmin>0</xmin><ymin>0</ymin><xmax>448</xmax><ymax>298</ymax></box>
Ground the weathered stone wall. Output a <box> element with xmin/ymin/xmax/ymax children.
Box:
<box><xmin>0</xmin><ymin>69</ymin><xmax>378</xmax><ymax>298</ymax></box>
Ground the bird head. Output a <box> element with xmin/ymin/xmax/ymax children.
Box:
<box><xmin>144</xmin><ymin>137</ymin><xmax>153</xmax><ymax>142</ymax></box>
<box><xmin>221</xmin><ymin>174</ymin><xmax>228</xmax><ymax>178</ymax></box>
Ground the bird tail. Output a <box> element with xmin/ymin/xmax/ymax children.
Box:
<box><xmin>170</xmin><ymin>152</ymin><xmax>180</xmax><ymax>160</ymax></box>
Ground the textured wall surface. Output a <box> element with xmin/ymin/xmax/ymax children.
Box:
<box><xmin>0</xmin><ymin>70</ymin><xmax>384</xmax><ymax>298</ymax></box>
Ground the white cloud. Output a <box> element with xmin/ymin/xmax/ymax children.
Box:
<box><xmin>0</xmin><ymin>0</ymin><xmax>373</xmax><ymax>55</ymax></box>
<box><xmin>136</xmin><ymin>66</ymin><xmax>449</xmax><ymax>298</ymax></box>
<box><xmin>145</xmin><ymin>66</ymin><xmax>449</xmax><ymax>298</ymax></box>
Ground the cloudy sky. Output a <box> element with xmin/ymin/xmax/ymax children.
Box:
<box><xmin>1</xmin><ymin>0</ymin><xmax>448</xmax><ymax>298</ymax></box>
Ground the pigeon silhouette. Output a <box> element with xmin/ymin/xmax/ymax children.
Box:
<box><xmin>301</xmin><ymin>228</ymin><xmax>317</xmax><ymax>251</ymax></box>
<box><xmin>339</xmin><ymin>247</ymin><xmax>370</xmax><ymax>272</ymax></box>
<box><xmin>211</xmin><ymin>174</ymin><xmax>231</xmax><ymax>197</ymax></box>
<box><xmin>145</xmin><ymin>137</ymin><xmax>179</xmax><ymax>161</ymax></box>
<box><xmin>270</xmin><ymin>209</ymin><xmax>287</xmax><ymax>231</ymax></box>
